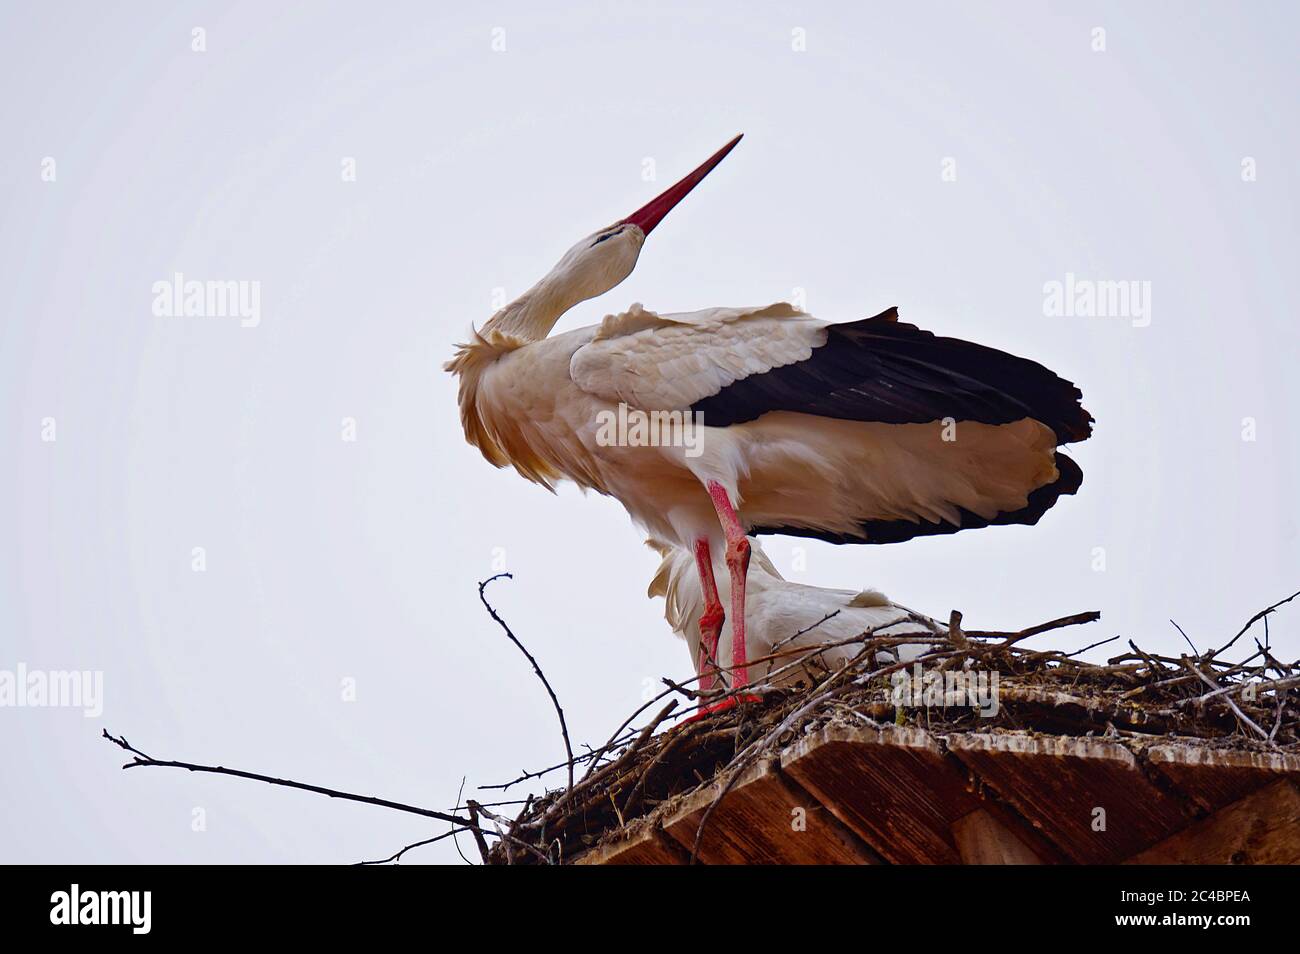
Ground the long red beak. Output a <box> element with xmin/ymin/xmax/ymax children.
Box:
<box><xmin>620</xmin><ymin>134</ymin><xmax>743</xmax><ymax>236</ymax></box>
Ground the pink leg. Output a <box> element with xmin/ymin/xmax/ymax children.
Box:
<box><xmin>692</xmin><ymin>537</ymin><xmax>725</xmax><ymax>694</ymax></box>
<box><xmin>706</xmin><ymin>481</ymin><xmax>752</xmax><ymax>689</ymax></box>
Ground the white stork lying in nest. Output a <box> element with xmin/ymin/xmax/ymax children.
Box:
<box><xmin>647</xmin><ymin>538</ymin><xmax>937</xmax><ymax>695</ymax></box>
<box><xmin>446</xmin><ymin>135</ymin><xmax>1092</xmax><ymax>713</ymax></box>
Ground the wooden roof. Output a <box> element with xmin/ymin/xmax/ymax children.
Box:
<box><xmin>575</xmin><ymin>722</ymin><xmax>1300</xmax><ymax>865</ymax></box>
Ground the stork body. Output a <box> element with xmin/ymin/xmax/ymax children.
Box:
<box><xmin>447</xmin><ymin>136</ymin><xmax>1091</xmax><ymax>705</ymax></box>
<box><xmin>647</xmin><ymin>538</ymin><xmax>937</xmax><ymax>692</ymax></box>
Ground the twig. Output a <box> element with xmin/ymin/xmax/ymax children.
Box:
<box><xmin>1170</xmin><ymin>619</ymin><xmax>1199</xmax><ymax>656</ymax></box>
<box><xmin>1270</xmin><ymin>687</ymin><xmax>1287</xmax><ymax>743</ymax></box>
<box><xmin>1024</xmin><ymin>633</ymin><xmax>1121</xmax><ymax>663</ymax></box>
<box><xmin>478</xmin><ymin>573</ymin><xmax>575</xmax><ymax>793</ymax></box>
<box><xmin>102</xmin><ymin>730</ymin><xmax>473</xmax><ymax>827</ymax></box>
<box><xmin>948</xmin><ymin>610</ymin><xmax>969</xmax><ymax>649</ymax></box>
<box><xmin>1062</xmin><ymin>634</ymin><xmax>1121</xmax><ymax>658</ymax></box>
<box><xmin>768</xmin><ymin>610</ymin><xmax>843</xmax><ymax>654</ymax></box>
<box><xmin>660</xmin><ymin>676</ymin><xmax>698</xmax><ymax>700</ymax></box>
<box><xmin>450</xmin><ymin>777</ymin><xmax>472</xmax><ymax>865</ymax></box>
<box><xmin>1174</xmin><ymin>674</ymin><xmax>1300</xmax><ymax>709</ymax></box>
<box><xmin>465</xmin><ymin>801</ymin><xmax>492</xmax><ymax>863</ymax></box>
<box><xmin>1178</xmin><ymin>659</ymin><xmax>1269</xmax><ymax>741</ymax></box>
<box><xmin>968</xmin><ymin>611</ymin><xmax>1101</xmax><ymax>648</ymax></box>
<box><xmin>356</xmin><ymin>828</ymin><xmax>465</xmax><ymax>865</ymax></box>
<box><xmin>581</xmin><ymin>670</ymin><xmax>711</xmax><ymax>782</ymax></box>
<box><xmin>1206</xmin><ymin>589</ymin><xmax>1300</xmax><ymax>661</ymax></box>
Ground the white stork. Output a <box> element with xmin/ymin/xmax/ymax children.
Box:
<box><xmin>646</xmin><ymin>538</ymin><xmax>937</xmax><ymax>694</ymax></box>
<box><xmin>447</xmin><ymin>135</ymin><xmax>1091</xmax><ymax>712</ymax></box>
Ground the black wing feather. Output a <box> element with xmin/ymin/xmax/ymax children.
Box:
<box><xmin>690</xmin><ymin>308</ymin><xmax>1093</xmax><ymax>444</ymax></box>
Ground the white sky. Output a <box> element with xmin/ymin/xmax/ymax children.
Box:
<box><xmin>2</xmin><ymin>1</ymin><xmax>1297</xmax><ymax>863</ymax></box>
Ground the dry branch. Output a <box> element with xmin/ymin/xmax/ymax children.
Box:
<box><xmin>478</xmin><ymin>573</ymin><xmax>576</xmax><ymax>793</ymax></box>
<box><xmin>102</xmin><ymin>730</ymin><xmax>472</xmax><ymax>828</ymax></box>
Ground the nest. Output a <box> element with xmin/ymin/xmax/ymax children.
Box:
<box><xmin>482</xmin><ymin>597</ymin><xmax>1300</xmax><ymax>865</ymax></box>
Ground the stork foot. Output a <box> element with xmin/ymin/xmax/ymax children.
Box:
<box><xmin>683</xmin><ymin>693</ymin><xmax>765</xmax><ymax>723</ymax></box>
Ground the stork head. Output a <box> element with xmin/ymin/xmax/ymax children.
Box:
<box><xmin>481</xmin><ymin>135</ymin><xmax>742</xmax><ymax>342</ymax></box>
<box><xmin>552</xmin><ymin>133</ymin><xmax>744</xmax><ymax>299</ymax></box>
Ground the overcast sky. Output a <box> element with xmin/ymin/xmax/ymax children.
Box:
<box><xmin>2</xmin><ymin>1</ymin><xmax>1297</xmax><ymax>863</ymax></box>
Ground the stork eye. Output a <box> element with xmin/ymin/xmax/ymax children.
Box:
<box><xmin>590</xmin><ymin>230</ymin><xmax>619</xmax><ymax>247</ymax></box>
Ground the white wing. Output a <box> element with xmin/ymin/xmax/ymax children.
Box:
<box><xmin>569</xmin><ymin>301</ymin><xmax>827</xmax><ymax>411</ymax></box>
